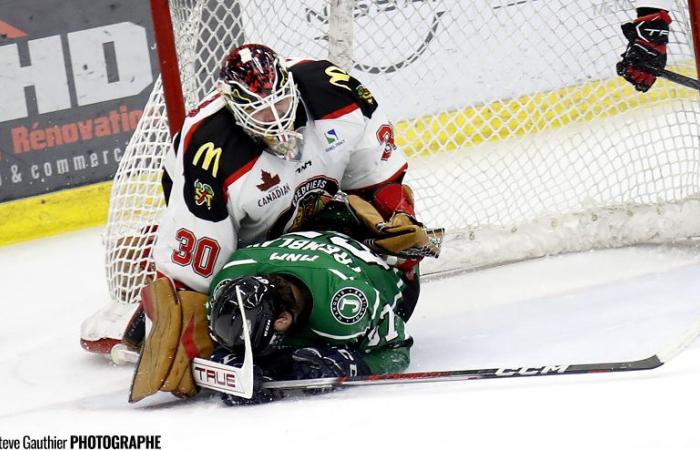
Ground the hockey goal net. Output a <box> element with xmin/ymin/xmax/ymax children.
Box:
<box><xmin>105</xmin><ymin>0</ymin><xmax>700</xmax><ymax>306</ymax></box>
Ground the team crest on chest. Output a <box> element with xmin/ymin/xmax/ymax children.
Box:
<box><xmin>267</xmin><ymin>175</ymin><xmax>340</xmax><ymax>238</ymax></box>
<box><xmin>331</xmin><ymin>287</ymin><xmax>368</xmax><ymax>325</ymax></box>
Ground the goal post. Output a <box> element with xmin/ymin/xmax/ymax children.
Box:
<box><xmin>104</xmin><ymin>0</ymin><xmax>700</xmax><ymax>307</ymax></box>
<box><xmin>691</xmin><ymin>0</ymin><xmax>700</xmax><ymax>76</ymax></box>
<box><xmin>149</xmin><ymin>0</ymin><xmax>186</xmax><ymax>135</ymax></box>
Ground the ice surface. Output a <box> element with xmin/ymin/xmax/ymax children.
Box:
<box><xmin>1</xmin><ymin>227</ymin><xmax>700</xmax><ymax>449</ymax></box>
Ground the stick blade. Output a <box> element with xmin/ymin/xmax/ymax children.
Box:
<box><xmin>191</xmin><ymin>357</ymin><xmax>253</xmax><ymax>397</ymax></box>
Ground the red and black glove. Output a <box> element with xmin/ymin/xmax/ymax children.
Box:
<box><xmin>616</xmin><ymin>9</ymin><xmax>672</xmax><ymax>92</ymax></box>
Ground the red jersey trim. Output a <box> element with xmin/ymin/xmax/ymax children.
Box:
<box><xmin>322</xmin><ymin>103</ymin><xmax>359</xmax><ymax>120</ymax></box>
<box><xmin>181</xmin><ymin>120</ymin><xmax>204</xmax><ymax>157</ymax></box>
<box><xmin>223</xmin><ymin>157</ymin><xmax>259</xmax><ymax>201</ymax></box>
<box><xmin>187</xmin><ymin>93</ymin><xmax>221</xmax><ymax>118</ymax></box>
<box><xmin>287</xmin><ymin>58</ymin><xmax>314</xmax><ymax>67</ymax></box>
<box><xmin>181</xmin><ymin>94</ymin><xmax>221</xmax><ymax>155</ymax></box>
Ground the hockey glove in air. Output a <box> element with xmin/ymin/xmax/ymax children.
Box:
<box><xmin>210</xmin><ymin>349</ymin><xmax>284</xmax><ymax>406</ymax></box>
<box><xmin>617</xmin><ymin>9</ymin><xmax>672</xmax><ymax>92</ymax></box>
<box><xmin>290</xmin><ymin>345</ymin><xmax>370</xmax><ymax>380</ymax></box>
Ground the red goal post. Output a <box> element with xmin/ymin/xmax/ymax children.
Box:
<box><xmin>692</xmin><ymin>0</ymin><xmax>700</xmax><ymax>77</ymax></box>
<box><xmin>105</xmin><ymin>0</ymin><xmax>700</xmax><ymax>308</ymax></box>
<box><xmin>149</xmin><ymin>0</ymin><xmax>185</xmax><ymax>135</ymax></box>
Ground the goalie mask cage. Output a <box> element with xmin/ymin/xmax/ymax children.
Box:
<box><xmin>106</xmin><ymin>0</ymin><xmax>700</xmax><ymax>305</ymax></box>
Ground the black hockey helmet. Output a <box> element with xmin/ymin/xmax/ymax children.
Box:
<box><xmin>208</xmin><ymin>276</ymin><xmax>284</xmax><ymax>354</ymax></box>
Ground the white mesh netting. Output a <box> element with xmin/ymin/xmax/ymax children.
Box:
<box><xmin>106</xmin><ymin>0</ymin><xmax>700</xmax><ymax>304</ymax></box>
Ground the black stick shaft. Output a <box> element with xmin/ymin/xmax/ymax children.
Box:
<box><xmin>638</xmin><ymin>63</ymin><xmax>700</xmax><ymax>91</ymax></box>
<box><xmin>262</xmin><ymin>355</ymin><xmax>662</xmax><ymax>390</ymax></box>
<box><xmin>265</xmin><ymin>314</ymin><xmax>700</xmax><ymax>391</ymax></box>
<box><xmin>658</xmin><ymin>68</ymin><xmax>700</xmax><ymax>90</ymax></box>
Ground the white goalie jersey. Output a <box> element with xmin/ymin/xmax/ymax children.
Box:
<box><xmin>152</xmin><ymin>59</ymin><xmax>408</xmax><ymax>292</ymax></box>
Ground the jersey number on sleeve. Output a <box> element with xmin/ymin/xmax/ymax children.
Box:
<box><xmin>171</xmin><ymin>228</ymin><xmax>221</xmax><ymax>277</ymax></box>
<box><xmin>376</xmin><ymin>125</ymin><xmax>396</xmax><ymax>161</ymax></box>
<box><xmin>367</xmin><ymin>304</ymin><xmax>400</xmax><ymax>347</ymax></box>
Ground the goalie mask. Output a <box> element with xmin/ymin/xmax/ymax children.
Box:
<box><xmin>216</xmin><ymin>44</ymin><xmax>303</xmax><ymax>160</ymax></box>
<box><xmin>208</xmin><ymin>276</ymin><xmax>284</xmax><ymax>354</ymax></box>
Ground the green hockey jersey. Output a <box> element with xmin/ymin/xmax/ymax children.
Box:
<box><xmin>208</xmin><ymin>230</ymin><xmax>411</xmax><ymax>373</ymax></box>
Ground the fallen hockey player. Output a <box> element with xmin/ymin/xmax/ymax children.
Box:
<box><xmin>129</xmin><ymin>230</ymin><xmax>415</xmax><ymax>405</ymax></box>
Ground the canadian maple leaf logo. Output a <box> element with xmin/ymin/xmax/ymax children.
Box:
<box><xmin>256</xmin><ymin>170</ymin><xmax>280</xmax><ymax>191</ymax></box>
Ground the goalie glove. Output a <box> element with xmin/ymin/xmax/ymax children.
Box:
<box><xmin>346</xmin><ymin>193</ymin><xmax>442</xmax><ymax>259</ymax></box>
<box><xmin>616</xmin><ymin>9</ymin><xmax>672</xmax><ymax>92</ymax></box>
<box><xmin>287</xmin><ymin>184</ymin><xmax>443</xmax><ymax>260</ymax></box>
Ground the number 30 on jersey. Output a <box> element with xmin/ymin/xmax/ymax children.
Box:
<box><xmin>171</xmin><ymin>228</ymin><xmax>221</xmax><ymax>277</ymax></box>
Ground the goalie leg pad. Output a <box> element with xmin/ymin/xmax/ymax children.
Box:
<box><xmin>129</xmin><ymin>278</ymin><xmax>182</xmax><ymax>403</ymax></box>
<box><xmin>129</xmin><ymin>281</ymin><xmax>216</xmax><ymax>403</ymax></box>
<box><xmin>160</xmin><ymin>290</ymin><xmax>215</xmax><ymax>397</ymax></box>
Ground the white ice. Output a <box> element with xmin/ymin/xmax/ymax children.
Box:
<box><xmin>1</xmin><ymin>227</ymin><xmax>700</xmax><ymax>449</ymax></box>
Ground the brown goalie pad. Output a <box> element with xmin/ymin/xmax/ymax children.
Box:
<box><xmin>129</xmin><ymin>278</ymin><xmax>182</xmax><ymax>403</ymax></box>
<box><xmin>160</xmin><ymin>291</ymin><xmax>215</xmax><ymax>397</ymax></box>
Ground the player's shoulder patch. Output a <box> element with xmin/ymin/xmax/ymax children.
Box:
<box><xmin>330</xmin><ymin>286</ymin><xmax>369</xmax><ymax>325</ymax></box>
<box><xmin>181</xmin><ymin>108</ymin><xmax>263</xmax><ymax>221</ymax></box>
<box><xmin>289</xmin><ymin>59</ymin><xmax>378</xmax><ymax>120</ymax></box>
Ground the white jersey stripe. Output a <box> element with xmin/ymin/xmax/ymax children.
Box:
<box><xmin>222</xmin><ymin>259</ymin><xmax>257</xmax><ymax>269</ymax></box>
<box><xmin>311</xmin><ymin>328</ymin><xmax>368</xmax><ymax>340</ymax></box>
<box><xmin>329</xmin><ymin>269</ymin><xmax>349</xmax><ymax>280</ymax></box>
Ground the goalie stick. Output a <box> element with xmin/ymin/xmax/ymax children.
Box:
<box><xmin>113</xmin><ymin>314</ymin><xmax>700</xmax><ymax>396</ymax></box>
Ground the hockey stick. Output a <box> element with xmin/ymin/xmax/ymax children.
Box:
<box><xmin>638</xmin><ymin>63</ymin><xmax>700</xmax><ymax>91</ymax></box>
<box><xmin>656</xmin><ymin>68</ymin><xmax>700</xmax><ymax>90</ymax></box>
<box><xmin>113</xmin><ymin>314</ymin><xmax>700</xmax><ymax>396</ymax></box>
<box><xmin>118</xmin><ymin>285</ymin><xmax>256</xmax><ymax>400</ymax></box>
<box><xmin>194</xmin><ymin>285</ymin><xmax>255</xmax><ymax>397</ymax></box>
<box><xmin>264</xmin><ymin>313</ymin><xmax>700</xmax><ymax>390</ymax></box>
<box><xmin>113</xmin><ymin>344</ymin><xmax>256</xmax><ymax>396</ymax></box>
